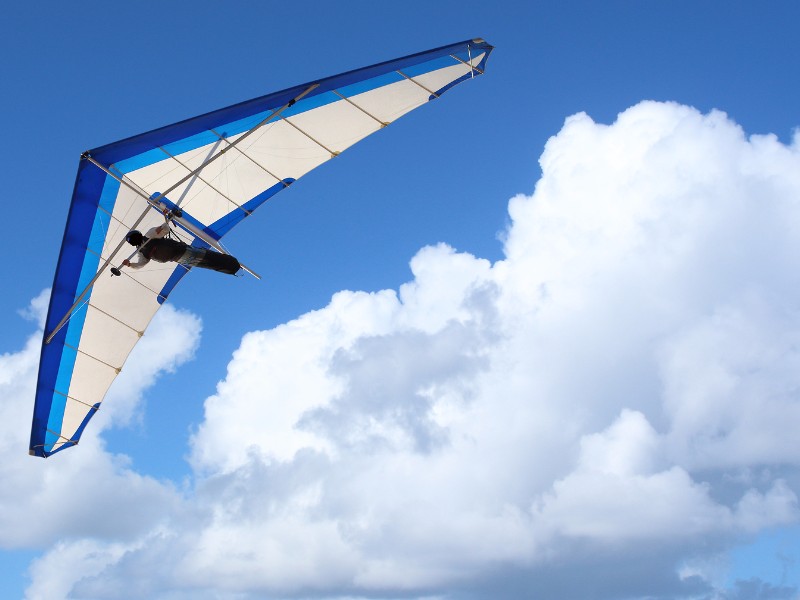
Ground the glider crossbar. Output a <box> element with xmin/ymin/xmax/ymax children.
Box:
<box><xmin>45</xmin><ymin>201</ymin><xmax>153</xmax><ymax>344</ymax></box>
<box><xmin>171</xmin><ymin>137</ymin><xmax>224</xmax><ymax>208</ymax></box>
<box><xmin>76</xmin><ymin>84</ymin><xmax>321</xmax><ymax>286</ymax></box>
<box><xmin>149</xmin><ymin>82</ymin><xmax>319</xmax><ymax>206</ymax></box>
<box><xmin>158</xmin><ymin>143</ymin><xmax>252</xmax><ymax>216</ymax></box>
<box><xmin>51</xmin><ymin>81</ymin><xmax>318</xmax><ymax>334</ymax></box>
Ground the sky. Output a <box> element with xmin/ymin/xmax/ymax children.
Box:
<box><xmin>2</xmin><ymin>0</ymin><xmax>800</xmax><ymax>598</ymax></box>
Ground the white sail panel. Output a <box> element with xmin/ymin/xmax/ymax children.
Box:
<box><xmin>79</xmin><ymin>306</ymin><xmax>141</xmax><ymax>363</ymax></box>
<box><xmin>174</xmin><ymin>142</ymin><xmax>285</xmax><ymax>207</ymax></box>
<box><xmin>234</xmin><ymin>118</ymin><xmax>333</xmax><ymax>180</ymax></box>
<box><xmin>414</xmin><ymin>57</ymin><xmax>482</xmax><ymax>96</ymax></box>
<box><xmin>66</xmin><ymin>354</ymin><xmax>117</xmax><ymax>408</ymax></box>
<box><xmin>347</xmin><ymin>79</ymin><xmax>431</xmax><ymax>125</ymax></box>
<box><xmin>282</xmin><ymin>99</ymin><xmax>384</xmax><ymax>155</ymax></box>
<box><xmin>89</xmin><ymin>272</ymin><xmax>162</xmax><ymax>331</ymax></box>
<box><xmin>205</xmin><ymin>145</ymin><xmax>285</xmax><ymax>204</ymax></box>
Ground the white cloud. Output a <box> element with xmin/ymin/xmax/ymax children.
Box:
<box><xmin>26</xmin><ymin>538</ymin><xmax>132</xmax><ymax>600</ymax></box>
<box><xmin>17</xmin><ymin>288</ymin><xmax>50</xmax><ymax>329</ymax></box>
<box><xmin>660</xmin><ymin>293</ymin><xmax>800</xmax><ymax>469</ymax></box>
<box><xmin>530</xmin><ymin>410</ymin><xmax>797</xmax><ymax>543</ymax></box>
<box><xmin>18</xmin><ymin>101</ymin><xmax>800</xmax><ymax>598</ymax></box>
<box><xmin>0</xmin><ymin>300</ymin><xmax>199</xmax><ymax>550</ymax></box>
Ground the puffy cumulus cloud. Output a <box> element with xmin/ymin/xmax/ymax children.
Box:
<box><xmin>0</xmin><ymin>296</ymin><xmax>200</xmax><ymax>555</ymax></box>
<box><xmin>26</xmin><ymin>538</ymin><xmax>135</xmax><ymax>600</ymax></box>
<box><xmin>190</xmin><ymin>245</ymin><xmax>495</xmax><ymax>473</ymax></box>
<box><xmin>531</xmin><ymin>410</ymin><xmax>796</xmax><ymax>543</ymax></box>
<box><xmin>26</xmin><ymin>101</ymin><xmax>800</xmax><ymax>599</ymax></box>
<box><xmin>661</xmin><ymin>294</ymin><xmax>800</xmax><ymax>470</ymax></box>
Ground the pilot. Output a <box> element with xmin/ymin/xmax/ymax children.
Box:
<box><xmin>122</xmin><ymin>222</ymin><xmax>240</xmax><ymax>275</ymax></box>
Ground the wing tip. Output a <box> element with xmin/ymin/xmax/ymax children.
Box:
<box><xmin>29</xmin><ymin>447</ymin><xmax>47</xmax><ymax>458</ymax></box>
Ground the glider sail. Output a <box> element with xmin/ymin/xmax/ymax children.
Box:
<box><xmin>29</xmin><ymin>38</ymin><xmax>493</xmax><ymax>457</ymax></box>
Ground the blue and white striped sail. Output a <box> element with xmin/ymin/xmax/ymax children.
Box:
<box><xmin>29</xmin><ymin>38</ymin><xmax>493</xmax><ymax>457</ymax></box>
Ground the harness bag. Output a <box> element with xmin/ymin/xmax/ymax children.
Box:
<box><xmin>141</xmin><ymin>238</ymin><xmax>187</xmax><ymax>263</ymax></box>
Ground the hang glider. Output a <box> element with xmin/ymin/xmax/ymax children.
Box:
<box><xmin>29</xmin><ymin>38</ymin><xmax>494</xmax><ymax>458</ymax></box>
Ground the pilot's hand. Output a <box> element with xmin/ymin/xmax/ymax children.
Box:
<box><xmin>122</xmin><ymin>259</ymin><xmax>131</xmax><ymax>267</ymax></box>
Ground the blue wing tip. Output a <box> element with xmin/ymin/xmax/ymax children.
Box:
<box><xmin>29</xmin><ymin>446</ymin><xmax>51</xmax><ymax>458</ymax></box>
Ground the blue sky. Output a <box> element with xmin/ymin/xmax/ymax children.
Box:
<box><xmin>3</xmin><ymin>1</ymin><xmax>800</xmax><ymax>598</ymax></box>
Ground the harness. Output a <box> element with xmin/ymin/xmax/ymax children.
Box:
<box><xmin>139</xmin><ymin>232</ymin><xmax>188</xmax><ymax>263</ymax></box>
